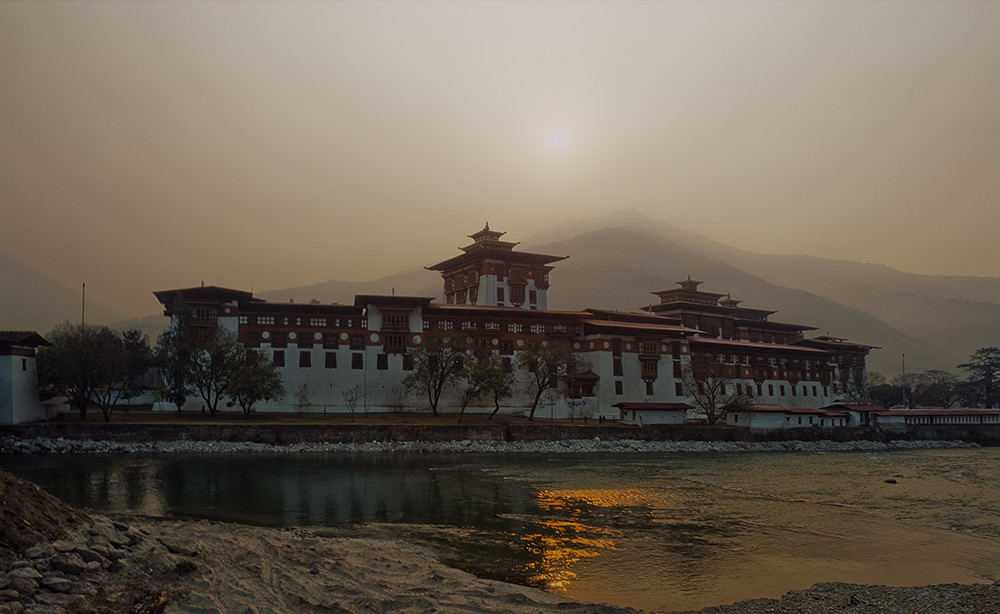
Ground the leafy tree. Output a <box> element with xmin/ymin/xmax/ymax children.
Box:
<box><xmin>517</xmin><ymin>341</ymin><xmax>577</xmax><ymax>420</ymax></box>
<box><xmin>681</xmin><ymin>352</ymin><xmax>750</xmax><ymax>425</ymax></box>
<box><xmin>958</xmin><ymin>347</ymin><xmax>1000</xmax><ymax>408</ymax></box>
<box><xmin>403</xmin><ymin>334</ymin><xmax>466</xmax><ymax>415</ymax></box>
<box><xmin>120</xmin><ymin>329</ymin><xmax>154</xmax><ymax>408</ymax></box>
<box><xmin>154</xmin><ymin>310</ymin><xmax>196</xmax><ymax>412</ymax></box>
<box><xmin>455</xmin><ymin>352</ymin><xmax>509</xmax><ymax>423</ymax></box>
<box><xmin>189</xmin><ymin>331</ymin><xmax>244</xmax><ymax>416</ymax></box>
<box><xmin>38</xmin><ymin>323</ymin><xmax>102</xmax><ymax>420</ymax></box>
<box><xmin>227</xmin><ymin>348</ymin><xmax>283</xmax><ymax>415</ymax></box>
<box><xmin>89</xmin><ymin>328</ymin><xmax>134</xmax><ymax>422</ymax></box>
<box><xmin>905</xmin><ymin>370</ymin><xmax>961</xmax><ymax>408</ymax></box>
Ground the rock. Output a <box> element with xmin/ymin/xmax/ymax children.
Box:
<box><xmin>38</xmin><ymin>576</ymin><xmax>72</xmax><ymax>593</ymax></box>
<box><xmin>0</xmin><ymin>602</ymin><xmax>24</xmax><ymax>614</ymax></box>
<box><xmin>75</xmin><ymin>549</ymin><xmax>106</xmax><ymax>566</ymax></box>
<box><xmin>7</xmin><ymin>561</ymin><xmax>33</xmax><ymax>572</ymax></box>
<box><xmin>23</xmin><ymin>546</ymin><xmax>52</xmax><ymax>560</ymax></box>
<box><xmin>48</xmin><ymin>553</ymin><xmax>87</xmax><ymax>576</ymax></box>
<box><xmin>100</xmin><ymin>528</ymin><xmax>130</xmax><ymax>549</ymax></box>
<box><xmin>9</xmin><ymin>576</ymin><xmax>38</xmax><ymax>595</ymax></box>
<box><xmin>22</xmin><ymin>604</ymin><xmax>66</xmax><ymax>614</ymax></box>
<box><xmin>0</xmin><ymin>573</ymin><xmax>7</xmax><ymax>591</ymax></box>
<box><xmin>50</xmin><ymin>541</ymin><xmax>76</xmax><ymax>554</ymax></box>
<box><xmin>0</xmin><ymin>589</ymin><xmax>20</xmax><ymax>602</ymax></box>
<box><xmin>884</xmin><ymin>478</ymin><xmax>898</xmax><ymax>484</ymax></box>
<box><xmin>8</xmin><ymin>568</ymin><xmax>42</xmax><ymax>581</ymax></box>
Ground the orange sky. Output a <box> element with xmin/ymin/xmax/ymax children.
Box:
<box><xmin>2</xmin><ymin>1</ymin><xmax>999</xmax><ymax>317</ymax></box>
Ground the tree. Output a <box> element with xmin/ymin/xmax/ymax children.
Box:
<box><xmin>455</xmin><ymin>352</ymin><xmax>508</xmax><ymax>423</ymax></box>
<box><xmin>485</xmin><ymin>357</ymin><xmax>515</xmax><ymax>421</ymax></box>
<box><xmin>403</xmin><ymin>334</ymin><xmax>466</xmax><ymax>415</ymax></box>
<box><xmin>900</xmin><ymin>370</ymin><xmax>961</xmax><ymax>408</ymax></box>
<box><xmin>154</xmin><ymin>310</ymin><xmax>195</xmax><ymax>412</ymax></box>
<box><xmin>343</xmin><ymin>385</ymin><xmax>362</xmax><ymax>420</ymax></box>
<box><xmin>38</xmin><ymin>323</ymin><xmax>102</xmax><ymax>420</ymax></box>
<box><xmin>188</xmin><ymin>332</ymin><xmax>243</xmax><ymax>416</ymax></box>
<box><xmin>517</xmin><ymin>341</ymin><xmax>577</xmax><ymax>420</ymax></box>
<box><xmin>227</xmin><ymin>348</ymin><xmax>283</xmax><ymax>415</ymax></box>
<box><xmin>92</xmin><ymin>329</ymin><xmax>153</xmax><ymax>421</ymax></box>
<box><xmin>681</xmin><ymin>353</ymin><xmax>750</xmax><ymax>425</ymax></box>
<box><xmin>958</xmin><ymin>347</ymin><xmax>1000</xmax><ymax>408</ymax></box>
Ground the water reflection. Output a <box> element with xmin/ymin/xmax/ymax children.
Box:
<box><xmin>4</xmin><ymin>449</ymin><xmax>1000</xmax><ymax>612</ymax></box>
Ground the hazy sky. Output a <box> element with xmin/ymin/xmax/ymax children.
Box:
<box><xmin>3</xmin><ymin>1</ymin><xmax>999</xmax><ymax>317</ymax></box>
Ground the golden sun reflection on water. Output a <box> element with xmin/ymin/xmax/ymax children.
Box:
<box><xmin>518</xmin><ymin>488</ymin><xmax>674</xmax><ymax>590</ymax></box>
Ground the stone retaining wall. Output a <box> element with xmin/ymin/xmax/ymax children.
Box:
<box><xmin>3</xmin><ymin>422</ymin><xmax>999</xmax><ymax>446</ymax></box>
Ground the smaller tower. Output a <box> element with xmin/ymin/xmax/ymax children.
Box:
<box><xmin>426</xmin><ymin>224</ymin><xmax>567</xmax><ymax>309</ymax></box>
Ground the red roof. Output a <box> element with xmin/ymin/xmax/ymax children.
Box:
<box><xmin>612</xmin><ymin>402</ymin><xmax>693</xmax><ymax>411</ymax></box>
<box><xmin>0</xmin><ymin>331</ymin><xmax>48</xmax><ymax>347</ymax></box>
<box><xmin>733</xmin><ymin>404</ymin><xmax>848</xmax><ymax>417</ymax></box>
<box><xmin>873</xmin><ymin>408</ymin><xmax>1000</xmax><ymax>417</ymax></box>
<box><xmin>580</xmin><ymin>319</ymin><xmax>697</xmax><ymax>335</ymax></box>
<box><xmin>690</xmin><ymin>337</ymin><xmax>830</xmax><ymax>354</ymax></box>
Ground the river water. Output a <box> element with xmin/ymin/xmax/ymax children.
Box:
<box><xmin>4</xmin><ymin>447</ymin><xmax>1000</xmax><ymax>612</ymax></box>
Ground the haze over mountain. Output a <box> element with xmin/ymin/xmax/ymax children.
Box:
<box><xmin>4</xmin><ymin>210</ymin><xmax>997</xmax><ymax>377</ymax></box>
<box><xmin>0</xmin><ymin>250</ymin><xmax>123</xmax><ymax>332</ymax></box>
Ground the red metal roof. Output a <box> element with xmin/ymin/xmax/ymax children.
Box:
<box><xmin>580</xmin><ymin>319</ymin><xmax>698</xmax><ymax>335</ymax></box>
<box><xmin>690</xmin><ymin>337</ymin><xmax>830</xmax><ymax>354</ymax></box>
<box><xmin>0</xmin><ymin>331</ymin><xmax>48</xmax><ymax>347</ymax></box>
<box><xmin>611</xmin><ymin>402</ymin><xmax>693</xmax><ymax>411</ymax></box>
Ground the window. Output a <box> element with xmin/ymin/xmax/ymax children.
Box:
<box><xmin>507</xmin><ymin>323</ymin><xmax>522</xmax><ymax>333</ymax></box>
<box><xmin>377</xmin><ymin>353</ymin><xmax>388</xmax><ymax>370</ymax></box>
<box><xmin>510</xmin><ymin>285</ymin><xmax>525</xmax><ymax>305</ymax></box>
<box><xmin>613</xmin><ymin>358</ymin><xmax>623</xmax><ymax>377</ymax></box>
<box><xmin>612</xmin><ymin>338</ymin><xmax>622</xmax><ymax>357</ymax></box>
<box><xmin>297</xmin><ymin>334</ymin><xmax>312</xmax><ymax>348</ymax></box>
<box><xmin>790</xmin><ymin>385</ymin><xmax>796</xmax><ymax>396</ymax></box>
<box><xmin>720</xmin><ymin>383</ymin><xmax>727</xmax><ymax>395</ymax></box>
<box><xmin>779</xmin><ymin>385</ymin><xmax>785</xmax><ymax>396</ymax></box>
<box><xmin>323</xmin><ymin>336</ymin><xmax>339</xmax><ymax>349</ymax></box>
<box><xmin>244</xmin><ymin>331</ymin><xmax>261</xmax><ymax>347</ymax></box>
<box><xmin>529</xmin><ymin>290</ymin><xmax>537</xmax><ymax>304</ymax></box>
<box><xmin>812</xmin><ymin>386</ymin><xmax>818</xmax><ymax>397</ymax></box>
<box><xmin>530</xmin><ymin>324</ymin><xmax>544</xmax><ymax>334</ymax></box>
<box><xmin>384</xmin><ymin>334</ymin><xmax>406</xmax><ymax>354</ymax></box>
<box><xmin>309</xmin><ymin>317</ymin><xmax>327</xmax><ymax>327</ymax></box>
<box><xmin>271</xmin><ymin>333</ymin><xmax>287</xmax><ymax>348</ymax></box>
<box><xmin>272</xmin><ymin>351</ymin><xmax>285</xmax><ymax>367</ymax></box>
<box><xmin>403</xmin><ymin>354</ymin><xmax>414</xmax><ymax>371</ymax></box>
<box><xmin>645</xmin><ymin>381</ymin><xmax>654</xmax><ymax>396</ymax></box>
<box><xmin>675</xmin><ymin>382</ymin><xmax>683</xmax><ymax>396</ymax></box>
<box><xmin>383</xmin><ymin>313</ymin><xmax>409</xmax><ymax>328</ymax></box>
<box><xmin>350</xmin><ymin>335</ymin><xmax>365</xmax><ymax>350</ymax></box>
<box><xmin>352</xmin><ymin>353</ymin><xmax>364</xmax><ymax>369</ymax></box>
<box><xmin>299</xmin><ymin>352</ymin><xmax>311</xmax><ymax>368</ymax></box>
<box><xmin>257</xmin><ymin>315</ymin><xmax>275</xmax><ymax>326</ymax></box>
<box><xmin>615</xmin><ymin>381</ymin><xmax>624</xmax><ymax>395</ymax></box>
<box><xmin>484</xmin><ymin>322</ymin><xmax>499</xmax><ymax>331</ymax></box>
<box><xmin>462</xmin><ymin>321</ymin><xmax>475</xmax><ymax>331</ymax></box>
<box><xmin>22</xmin><ymin>359</ymin><xmax>27</xmax><ymax>371</ymax></box>
<box><xmin>325</xmin><ymin>352</ymin><xmax>337</xmax><ymax>368</ymax></box>
<box><xmin>768</xmin><ymin>384</ymin><xmax>774</xmax><ymax>396</ymax></box>
<box><xmin>238</xmin><ymin>315</ymin><xmax>248</xmax><ymax>325</ymax></box>
<box><xmin>500</xmin><ymin>340</ymin><xmax>514</xmax><ymax>355</ymax></box>
<box><xmin>496</xmin><ymin>287</ymin><xmax>505</xmax><ymax>303</ymax></box>
<box><xmin>757</xmin><ymin>383</ymin><xmax>763</xmax><ymax>395</ymax></box>
<box><xmin>502</xmin><ymin>357</ymin><xmax>513</xmax><ymax>373</ymax></box>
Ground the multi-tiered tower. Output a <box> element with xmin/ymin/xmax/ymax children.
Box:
<box><xmin>426</xmin><ymin>224</ymin><xmax>567</xmax><ymax>310</ymax></box>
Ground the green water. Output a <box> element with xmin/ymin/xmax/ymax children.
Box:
<box><xmin>4</xmin><ymin>447</ymin><xmax>1000</xmax><ymax>612</ymax></box>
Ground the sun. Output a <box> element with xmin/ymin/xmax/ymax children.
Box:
<box><xmin>546</xmin><ymin>129</ymin><xmax>570</xmax><ymax>152</ymax></box>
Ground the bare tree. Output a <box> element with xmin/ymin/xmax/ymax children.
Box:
<box><xmin>681</xmin><ymin>353</ymin><xmax>750</xmax><ymax>425</ymax></box>
<box><xmin>517</xmin><ymin>341</ymin><xmax>577</xmax><ymax>420</ymax></box>
<box><xmin>403</xmin><ymin>334</ymin><xmax>465</xmax><ymax>415</ymax></box>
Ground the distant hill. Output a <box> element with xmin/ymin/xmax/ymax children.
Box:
<box><xmin>257</xmin><ymin>268</ymin><xmax>441</xmax><ymax>305</ymax></box>
<box><xmin>0</xmin><ymin>250</ymin><xmax>123</xmax><ymax>334</ymax></box>
<box><xmin>524</xmin><ymin>209</ymin><xmax>1000</xmax><ymax>374</ymax></box>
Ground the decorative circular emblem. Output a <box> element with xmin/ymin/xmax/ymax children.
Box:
<box><xmin>625</xmin><ymin>343</ymin><xmax>632</xmax><ymax>350</ymax></box>
<box><xmin>413</xmin><ymin>335</ymin><xmax>422</xmax><ymax>344</ymax></box>
<box><xmin>340</xmin><ymin>333</ymin><xmax>349</xmax><ymax>341</ymax></box>
<box><xmin>262</xmin><ymin>331</ymin><xmax>270</xmax><ymax>340</ymax></box>
<box><xmin>573</xmin><ymin>342</ymin><xmax>580</xmax><ymax>349</ymax></box>
<box><xmin>466</xmin><ymin>337</ymin><xmax>473</xmax><ymax>344</ymax></box>
<box><xmin>681</xmin><ymin>345</ymin><xmax>688</xmax><ymax>353</ymax></box>
<box><xmin>370</xmin><ymin>333</ymin><xmax>379</xmax><ymax>343</ymax></box>
<box><xmin>517</xmin><ymin>339</ymin><xmax>525</xmax><ymax>348</ymax></box>
<box><xmin>661</xmin><ymin>344</ymin><xmax>668</xmax><ymax>352</ymax></box>
<box><xmin>589</xmin><ymin>342</ymin><xmax>594</xmax><ymax>349</ymax></box>
<box><xmin>224</xmin><ymin>307</ymin><xmax>231</xmax><ymax>314</ymax></box>
<box><xmin>288</xmin><ymin>332</ymin><xmax>297</xmax><ymax>340</ymax></box>
<box><xmin>314</xmin><ymin>332</ymin><xmax>322</xmax><ymax>341</ymax></box>
<box><xmin>492</xmin><ymin>338</ymin><xmax>499</xmax><ymax>346</ymax></box>
<box><xmin>603</xmin><ymin>341</ymin><xmax>610</xmax><ymax>349</ymax></box>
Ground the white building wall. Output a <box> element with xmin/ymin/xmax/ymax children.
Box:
<box><xmin>0</xmin><ymin>352</ymin><xmax>46</xmax><ymax>424</ymax></box>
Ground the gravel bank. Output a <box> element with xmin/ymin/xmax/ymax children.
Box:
<box><xmin>0</xmin><ymin>435</ymin><xmax>978</xmax><ymax>455</ymax></box>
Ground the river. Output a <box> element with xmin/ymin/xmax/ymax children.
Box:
<box><xmin>3</xmin><ymin>447</ymin><xmax>999</xmax><ymax>612</ymax></box>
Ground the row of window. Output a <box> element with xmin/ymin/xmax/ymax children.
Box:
<box><xmin>239</xmin><ymin>315</ymin><xmax>365</xmax><ymax>328</ymax></box>
<box><xmin>272</xmin><ymin>350</ymin><xmax>414</xmax><ymax>371</ymax></box>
